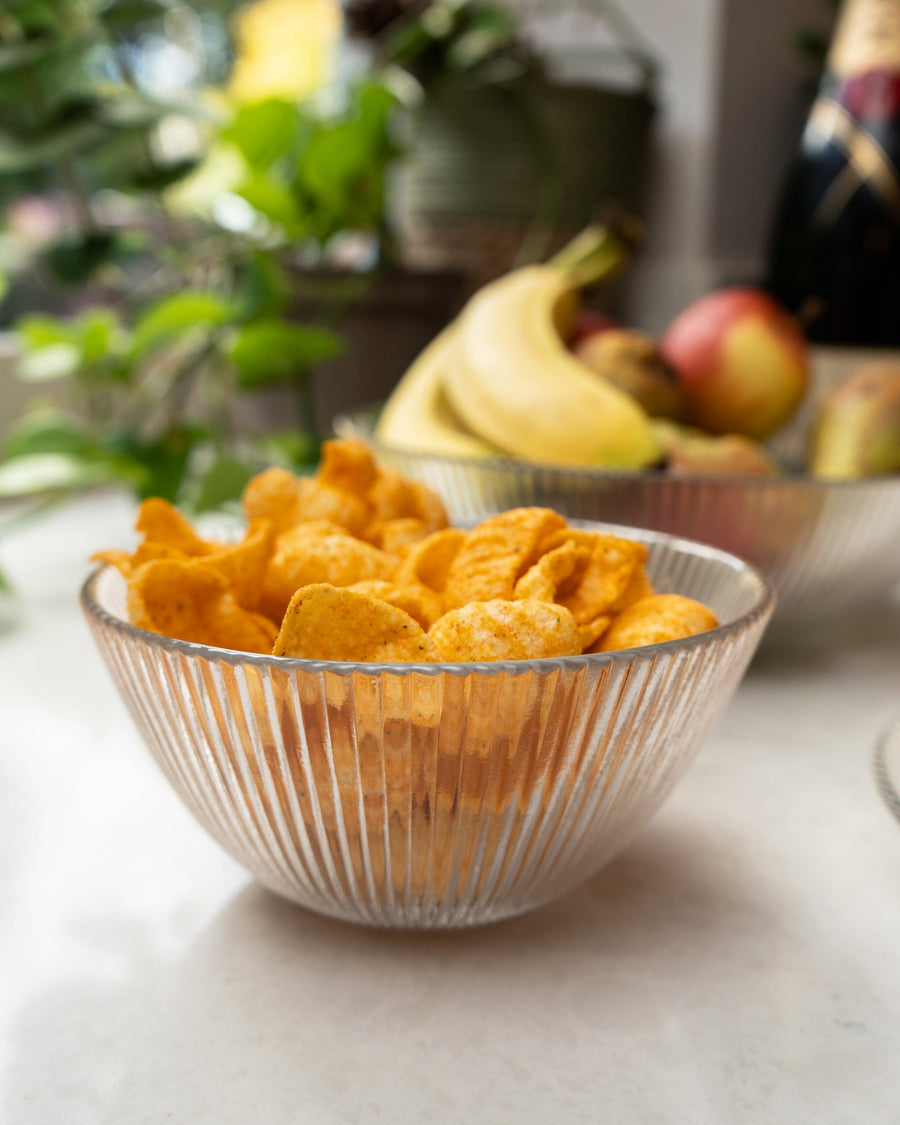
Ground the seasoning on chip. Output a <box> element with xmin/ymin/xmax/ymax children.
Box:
<box><xmin>127</xmin><ymin>558</ymin><xmax>277</xmax><ymax>653</ymax></box>
<box><xmin>429</xmin><ymin>598</ymin><xmax>582</xmax><ymax>662</ymax></box>
<box><xmin>595</xmin><ymin>594</ymin><xmax>719</xmax><ymax>653</ymax></box>
<box><xmin>273</xmin><ymin>583</ymin><xmax>438</xmax><ymax>662</ymax></box>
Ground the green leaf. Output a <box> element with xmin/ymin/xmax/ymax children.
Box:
<box><xmin>3</xmin><ymin>410</ymin><xmax>97</xmax><ymax>461</ymax></box>
<box><xmin>131</xmin><ymin>291</ymin><xmax>233</xmax><ymax>358</ymax></box>
<box><xmin>254</xmin><ymin>428</ymin><xmax>319</xmax><ymax>468</ymax></box>
<box><xmin>17</xmin><ymin>342</ymin><xmax>81</xmax><ymax>382</ymax></box>
<box><xmin>237</xmin><ymin>251</ymin><xmax>291</xmax><ymax>320</ymax></box>
<box><xmin>0</xmin><ymin>37</ymin><xmax>58</xmax><ymax>73</ymax></box>
<box><xmin>229</xmin><ymin>320</ymin><xmax>344</xmax><ymax>389</ymax></box>
<box><xmin>76</xmin><ymin>308</ymin><xmax>119</xmax><ymax>363</ymax></box>
<box><xmin>3</xmin><ymin>413</ymin><xmax>84</xmax><ymax>459</ymax></box>
<box><xmin>237</xmin><ymin>171</ymin><xmax>302</xmax><ymax>233</ymax></box>
<box><xmin>0</xmin><ymin>453</ymin><xmax>118</xmax><ymax>498</ymax></box>
<box><xmin>224</xmin><ymin>98</ymin><xmax>297</xmax><ymax>170</ymax></box>
<box><xmin>300</xmin><ymin>120</ymin><xmax>366</xmax><ymax>213</ymax></box>
<box><xmin>193</xmin><ymin>454</ymin><xmax>256</xmax><ymax>513</ymax></box>
<box><xmin>109</xmin><ymin>427</ymin><xmax>206</xmax><ymax>502</ymax></box>
<box><xmin>16</xmin><ymin>315</ymin><xmax>74</xmax><ymax>350</ymax></box>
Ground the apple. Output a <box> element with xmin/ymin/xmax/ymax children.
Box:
<box><xmin>574</xmin><ymin>328</ymin><xmax>688</xmax><ymax>420</ymax></box>
<box><xmin>809</xmin><ymin>363</ymin><xmax>900</xmax><ymax>479</ymax></box>
<box><xmin>652</xmin><ymin>420</ymin><xmax>781</xmax><ymax>476</ymax></box>
<box><xmin>660</xmin><ymin>287</ymin><xmax>808</xmax><ymax>440</ymax></box>
<box><xmin>568</xmin><ymin>310</ymin><xmax>618</xmax><ymax>346</ymax></box>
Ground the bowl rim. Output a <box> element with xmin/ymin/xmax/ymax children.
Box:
<box><xmin>334</xmin><ymin>405</ymin><xmax>900</xmax><ymax>490</ymax></box>
<box><xmin>80</xmin><ymin>519</ymin><xmax>776</xmax><ymax>677</ymax></box>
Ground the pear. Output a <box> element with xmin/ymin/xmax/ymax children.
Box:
<box><xmin>573</xmin><ymin>329</ymin><xmax>689</xmax><ymax>420</ymax></box>
<box><xmin>653</xmin><ymin>420</ymin><xmax>781</xmax><ymax>476</ymax></box>
<box><xmin>809</xmin><ymin>364</ymin><xmax>900</xmax><ymax>480</ymax></box>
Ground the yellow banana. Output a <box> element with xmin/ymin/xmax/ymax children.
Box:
<box><xmin>375</xmin><ymin>326</ymin><xmax>497</xmax><ymax>458</ymax></box>
<box><xmin>443</xmin><ymin>265</ymin><xmax>662</xmax><ymax>468</ymax></box>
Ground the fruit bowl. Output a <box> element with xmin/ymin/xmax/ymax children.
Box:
<box><xmin>82</xmin><ymin>523</ymin><xmax>772</xmax><ymax>930</ymax></box>
<box><xmin>335</xmin><ymin>406</ymin><xmax>900</xmax><ymax>624</ymax></box>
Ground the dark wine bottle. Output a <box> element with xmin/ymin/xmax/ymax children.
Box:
<box><xmin>767</xmin><ymin>0</ymin><xmax>900</xmax><ymax>345</ymax></box>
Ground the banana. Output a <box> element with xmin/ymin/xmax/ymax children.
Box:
<box><xmin>443</xmin><ymin>265</ymin><xmax>662</xmax><ymax>468</ymax></box>
<box><xmin>375</xmin><ymin>326</ymin><xmax>497</xmax><ymax>458</ymax></box>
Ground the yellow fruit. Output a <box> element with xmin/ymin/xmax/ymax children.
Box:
<box><xmin>443</xmin><ymin>266</ymin><xmax>661</xmax><ymax>468</ymax></box>
<box><xmin>375</xmin><ymin>327</ymin><xmax>497</xmax><ymax>459</ymax></box>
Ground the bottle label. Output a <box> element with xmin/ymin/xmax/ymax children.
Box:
<box><xmin>829</xmin><ymin>0</ymin><xmax>900</xmax><ymax>77</ymax></box>
<box><xmin>805</xmin><ymin>95</ymin><xmax>900</xmax><ymax>221</ymax></box>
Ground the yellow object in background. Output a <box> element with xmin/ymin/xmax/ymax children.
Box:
<box><xmin>230</xmin><ymin>0</ymin><xmax>342</xmax><ymax>103</ymax></box>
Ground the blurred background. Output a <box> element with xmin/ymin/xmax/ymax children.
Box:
<box><xmin>0</xmin><ymin>0</ymin><xmax>835</xmax><ymax>534</ymax></box>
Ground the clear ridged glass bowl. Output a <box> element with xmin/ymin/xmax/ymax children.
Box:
<box><xmin>335</xmin><ymin>407</ymin><xmax>900</xmax><ymax>623</ymax></box>
<box><xmin>82</xmin><ymin>525</ymin><xmax>773</xmax><ymax>929</ymax></box>
<box><xmin>875</xmin><ymin>717</ymin><xmax>900</xmax><ymax>826</ymax></box>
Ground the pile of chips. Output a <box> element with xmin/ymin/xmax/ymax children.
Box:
<box><xmin>93</xmin><ymin>439</ymin><xmax>718</xmax><ymax>661</ymax></box>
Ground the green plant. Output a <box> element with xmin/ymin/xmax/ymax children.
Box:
<box><xmin>0</xmin><ymin>1</ymin><xmax>403</xmax><ymax>588</ymax></box>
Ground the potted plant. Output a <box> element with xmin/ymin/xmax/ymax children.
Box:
<box><xmin>0</xmin><ymin>0</ymin><xmax>464</xmax><ymax>591</ymax></box>
<box><xmin>347</xmin><ymin>0</ymin><xmax>658</xmax><ymax>282</ymax></box>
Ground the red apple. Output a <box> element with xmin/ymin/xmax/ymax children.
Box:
<box><xmin>660</xmin><ymin>287</ymin><xmax>809</xmax><ymax>440</ymax></box>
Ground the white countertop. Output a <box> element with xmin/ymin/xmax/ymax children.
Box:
<box><xmin>2</xmin><ymin>493</ymin><xmax>899</xmax><ymax>1125</ymax></box>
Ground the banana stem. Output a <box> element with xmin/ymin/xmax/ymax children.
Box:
<box><xmin>550</xmin><ymin>217</ymin><xmax>644</xmax><ymax>289</ymax></box>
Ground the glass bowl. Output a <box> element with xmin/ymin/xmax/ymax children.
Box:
<box><xmin>875</xmin><ymin>716</ymin><xmax>900</xmax><ymax>826</ymax></box>
<box><xmin>82</xmin><ymin>524</ymin><xmax>773</xmax><ymax>929</ymax></box>
<box><xmin>335</xmin><ymin>406</ymin><xmax>900</xmax><ymax>624</ymax></box>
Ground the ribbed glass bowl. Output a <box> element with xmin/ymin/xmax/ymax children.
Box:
<box><xmin>875</xmin><ymin>716</ymin><xmax>900</xmax><ymax>826</ymax></box>
<box><xmin>82</xmin><ymin>524</ymin><xmax>773</xmax><ymax>929</ymax></box>
<box><xmin>335</xmin><ymin>407</ymin><xmax>900</xmax><ymax>624</ymax></box>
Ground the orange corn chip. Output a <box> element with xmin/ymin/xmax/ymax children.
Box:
<box><xmin>406</xmin><ymin>480</ymin><xmax>448</xmax><ymax>533</ymax></box>
<box><xmin>443</xmin><ymin>508</ymin><xmax>568</xmax><ymax>610</ymax></box>
<box><xmin>127</xmin><ymin>559</ymin><xmax>277</xmax><ymax>653</ymax></box>
<box><xmin>596</xmin><ymin>594</ymin><xmax>719</xmax><ymax>653</ymax></box>
<box><xmin>90</xmin><ymin>548</ymin><xmax>136</xmax><ymax>577</ymax></box>
<box><xmin>429</xmin><ymin>598</ymin><xmax>581</xmax><ymax>662</ymax></box>
<box><xmin>371</xmin><ymin>517</ymin><xmax>430</xmax><ymax>556</ymax></box>
<box><xmin>514</xmin><ymin>541</ymin><xmax>591</xmax><ymax>603</ymax></box>
<box><xmin>398</xmin><ymin>527</ymin><xmax>467</xmax><ymax>594</ymax></box>
<box><xmin>317</xmin><ymin>438</ymin><xmax>378</xmax><ymax>496</ymax></box>
<box><xmin>349</xmin><ymin>579</ymin><xmax>443</xmax><ymax>630</ymax></box>
<box><xmin>273</xmin><ymin>583</ymin><xmax>438</xmax><ymax>662</ymax></box>
<box><xmin>136</xmin><ymin>498</ymin><xmax>211</xmax><ymax>556</ymax></box>
<box><xmin>203</xmin><ymin>517</ymin><xmax>274</xmax><ymax>611</ymax></box>
<box><xmin>363</xmin><ymin>465</ymin><xmax>447</xmax><ymax>535</ymax></box>
<box><xmin>261</xmin><ymin>526</ymin><xmax>396</xmax><ymax>622</ymax></box>
<box><xmin>242</xmin><ymin>466</ymin><xmax>303</xmax><ymax>532</ymax></box>
<box><xmin>365</xmin><ymin>464</ymin><xmax>416</xmax><ymax>525</ymax></box>
<box><xmin>91</xmin><ymin>541</ymin><xmax>190</xmax><ymax>578</ymax></box>
<box><xmin>579</xmin><ymin>614</ymin><xmax>612</xmax><ymax>651</ymax></box>
<box><xmin>609</xmin><ymin>565</ymin><xmax>656</xmax><ymax>613</ymax></box>
<box><xmin>296</xmin><ymin>477</ymin><xmax>370</xmax><ymax>535</ymax></box>
<box><xmin>544</xmin><ymin>528</ymin><xmax>649</xmax><ymax>624</ymax></box>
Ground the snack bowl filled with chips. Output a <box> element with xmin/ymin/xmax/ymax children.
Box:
<box><xmin>335</xmin><ymin>406</ymin><xmax>900</xmax><ymax>625</ymax></box>
<box><xmin>82</xmin><ymin>444</ymin><xmax>774</xmax><ymax>929</ymax></box>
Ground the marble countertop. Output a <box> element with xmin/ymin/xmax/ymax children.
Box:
<box><xmin>2</xmin><ymin>493</ymin><xmax>899</xmax><ymax>1125</ymax></box>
